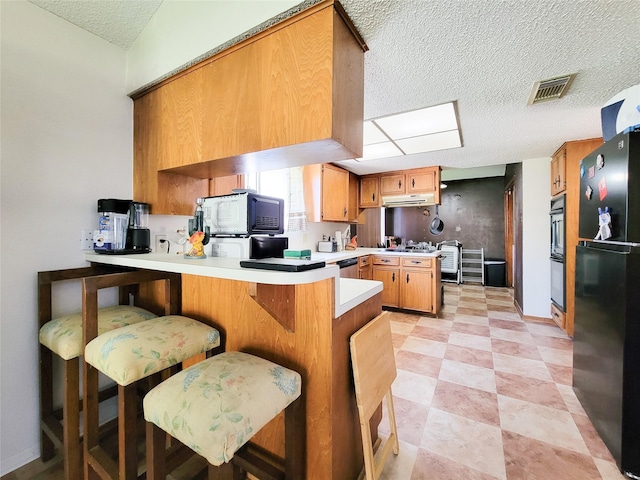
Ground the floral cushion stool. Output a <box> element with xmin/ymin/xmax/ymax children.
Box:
<box><xmin>144</xmin><ymin>351</ymin><xmax>305</xmax><ymax>479</ymax></box>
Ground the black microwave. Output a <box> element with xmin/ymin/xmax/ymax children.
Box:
<box><xmin>202</xmin><ymin>192</ymin><xmax>285</xmax><ymax>237</ymax></box>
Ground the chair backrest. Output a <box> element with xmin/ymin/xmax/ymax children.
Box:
<box><xmin>350</xmin><ymin>311</ymin><xmax>396</xmax><ymax>421</ymax></box>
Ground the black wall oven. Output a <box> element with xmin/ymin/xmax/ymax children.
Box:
<box><xmin>550</xmin><ymin>195</ymin><xmax>565</xmax><ymax>310</ymax></box>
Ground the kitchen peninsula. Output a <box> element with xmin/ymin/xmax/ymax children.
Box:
<box><xmin>86</xmin><ymin>251</ymin><xmax>382</xmax><ymax>479</ymax></box>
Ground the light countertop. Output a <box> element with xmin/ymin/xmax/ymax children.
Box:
<box><xmin>85</xmin><ymin>252</ymin><xmax>382</xmax><ymax>318</ymax></box>
<box><xmin>312</xmin><ymin>247</ymin><xmax>441</xmax><ymax>263</ymax></box>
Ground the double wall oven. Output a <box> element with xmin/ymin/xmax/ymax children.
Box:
<box><xmin>550</xmin><ymin>195</ymin><xmax>565</xmax><ymax>310</ymax></box>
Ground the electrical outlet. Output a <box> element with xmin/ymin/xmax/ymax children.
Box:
<box><xmin>155</xmin><ymin>234</ymin><xmax>169</xmax><ymax>254</ymax></box>
<box><xmin>80</xmin><ymin>230</ymin><xmax>93</xmax><ymax>250</ymax></box>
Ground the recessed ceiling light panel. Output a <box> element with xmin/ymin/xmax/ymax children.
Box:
<box><xmin>363</xmin><ymin>121</ymin><xmax>389</xmax><ymax>145</ymax></box>
<box><xmin>356</xmin><ymin>142</ymin><xmax>404</xmax><ymax>161</ymax></box>
<box><xmin>374</xmin><ymin>102</ymin><xmax>459</xmax><ymax>140</ymax></box>
<box><xmin>396</xmin><ymin>130</ymin><xmax>462</xmax><ymax>154</ymax></box>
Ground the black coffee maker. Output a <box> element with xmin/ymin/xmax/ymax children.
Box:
<box><xmin>96</xmin><ymin>199</ymin><xmax>151</xmax><ymax>253</ymax></box>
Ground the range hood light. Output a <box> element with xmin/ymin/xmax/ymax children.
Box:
<box><xmin>440</xmin><ymin>183</ymin><xmax>447</xmax><ymax>189</ymax></box>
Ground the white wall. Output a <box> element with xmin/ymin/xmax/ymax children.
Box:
<box><xmin>521</xmin><ymin>158</ymin><xmax>552</xmax><ymax>318</ymax></box>
<box><xmin>126</xmin><ymin>0</ymin><xmax>299</xmax><ymax>93</ymax></box>
<box><xmin>0</xmin><ymin>1</ymin><xmax>131</xmax><ymax>473</ymax></box>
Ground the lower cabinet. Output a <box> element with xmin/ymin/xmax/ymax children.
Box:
<box><xmin>372</xmin><ymin>255</ymin><xmax>439</xmax><ymax>314</ymax></box>
<box><xmin>358</xmin><ymin>255</ymin><xmax>372</xmax><ymax>280</ymax></box>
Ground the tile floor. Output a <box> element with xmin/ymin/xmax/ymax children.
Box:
<box><xmin>4</xmin><ymin>284</ymin><xmax>627</xmax><ymax>480</ymax></box>
<box><xmin>376</xmin><ymin>283</ymin><xmax>626</xmax><ymax>480</ymax></box>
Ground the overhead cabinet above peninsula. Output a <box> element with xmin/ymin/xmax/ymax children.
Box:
<box><xmin>132</xmin><ymin>0</ymin><xmax>367</xmax><ymax>215</ymax></box>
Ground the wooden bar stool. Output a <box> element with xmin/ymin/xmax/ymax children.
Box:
<box><xmin>143</xmin><ymin>351</ymin><xmax>305</xmax><ymax>479</ymax></box>
<box><xmin>350</xmin><ymin>311</ymin><xmax>400</xmax><ymax>480</ymax></box>
<box><xmin>83</xmin><ymin>312</ymin><xmax>221</xmax><ymax>479</ymax></box>
<box><xmin>37</xmin><ymin>266</ymin><xmax>171</xmax><ymax>479</ymax></box>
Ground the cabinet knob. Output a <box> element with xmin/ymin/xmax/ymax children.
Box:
<box><xmin>372</xmin><ymin>193</ymin><xmax>375</xmax><ymax>202</ymax></box>
<box><xmin>392</xmin><ymin>272</ymin><xmax>395</xmax><ymax>282</ymax></box>
<box><xmin>343</xmin><ymin>208</ymin><xmax>347</xmax><ymax>217</ymax></box>
<box><xmin>412</xmin><ymin>178</ymin><xmax>415</xmax><ymax>188</ymax></box>
<box><xmin>398</xmin><ymin>179</ymin><xmax>402</xmax><ymax>189</ymax></box>
<box><xmin>406</xmin><ymin>273</ymin><xmax>410</xmax><ymax>283</ymax></box>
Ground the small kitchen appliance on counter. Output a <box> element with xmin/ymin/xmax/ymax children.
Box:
<box><xmin>94</xmin><ymin>199</ymin><xmax>151</xmax><ymax>254</ymax></box>
<box><xmin>202</xmin><ymin>192</ymin><xmax>284</xmax><ymax>237</ymax></box>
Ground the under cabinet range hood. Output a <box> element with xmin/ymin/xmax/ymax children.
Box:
<box><xmin>382</xmin><ymin>193</ymin><xmax>436</xmax><ymax>207</ymax></box>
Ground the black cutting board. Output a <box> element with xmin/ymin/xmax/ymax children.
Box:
<box><xmin>239</xmin><ymin>258</ymin><xmax>326</xmax><ymax>272</ymax></box>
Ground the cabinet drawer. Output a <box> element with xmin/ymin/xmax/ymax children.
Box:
<box><xmin>372</xmin><ymin>255</ymin><xmax>400</xmax><ymax>266</ymax></box>
<box><xmin>401</xmin><ymin>257</ymin><xmax>432</xmax><ymax>268</ymax></box>
<box><xmin>551</xmin><ymin>303</ymin><xmax>566</xmax><ymax>329</ymax></box>
<box><xmin>358</xmin><ymin>255</ymin><xmax>370</xmax><ymax>267</ymax></box>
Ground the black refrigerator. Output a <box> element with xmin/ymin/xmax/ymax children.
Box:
<box><xmin>574</xmin><ymin>130</ymin><xmax>640</xmax><ymax>477</ymax></box>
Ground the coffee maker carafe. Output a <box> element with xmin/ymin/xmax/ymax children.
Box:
<box><xmin>94</xmin><ymin>199</ymin><xmax>150</xmax><ymax>254</ymax></box>
<box><xmin>126</xmin><ymin>201</ymin><xmax>150</xmax><ymax>252</ymax></box>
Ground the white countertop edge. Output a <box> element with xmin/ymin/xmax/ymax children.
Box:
<box><xmin>86</xmin><ymin>252</ymin><xmax>339</xmax><ymax>285</ymax></box>
<box><xmin>86</xmin><ymin>252</ymin><xmax>383</xmax><ymax>318</ymax></box>
<box><xmin>314</xmin><ymin>248</ymin><xmax>441</xmax><ymax>263</ymax></box>
<box><xmin>336</xmin><ymin>278</ymin><xmax>383</xmax><ymax>317</ymax></box>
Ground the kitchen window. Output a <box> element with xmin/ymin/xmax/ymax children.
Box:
<box><xmin>246</xmin><ymin>167</ymin><xmax>307</xmax><ymax>232</ymax></box>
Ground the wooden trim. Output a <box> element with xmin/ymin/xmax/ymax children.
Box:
<box><xmin>248</xmin><ymin>283</ymin><xmax>297</xmax><ymax>332</ymax></box>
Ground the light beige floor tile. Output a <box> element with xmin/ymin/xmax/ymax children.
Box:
<box><xmin>453</xmin><ymin>314</ymin><xmax>490</xmax><ymax>326</ymax></box>
<box><xmin>401</xmin><ymin>335</ymin><xmax>448</xmax><ymax>358</ymax></box>
<box><xmin>390</xmin><ymin>320</ymin><xmax>417</xmax><ymax>335</ymax></box>
<box><xmin>538</xmin><ymin>345</ymin><xmax>573</xmax><ymax>367</ymax></box>
<box><xmin>527</xmin><ymin>322</ymin><xmax>569</xmax><ymax>338</ymax></box>
<box><xmin>493</xmin><ymin>352</ymin><xmax>553</xmax><ymax>382</ymax></box>
<box><xmin>448</xmin><ymin>331</ymin><xmax>493</xmax><ymax>352</ymax></box>
<box><xmin>392</xmin><ymin>369</ymin><xmax>438</xmax><ymax>406</ymax></box>
<box><xmin>489</xmin><ymin>327</ymin><xmax>534</xmax><ymax>344</ymax></box>
<box><xmin>498</xmin><ymin>395</ymin><xmax>590</xmax><ymax>455</ymax></box>
<box><xmin>593</xmin><ymin>457</ymin><xmax>627</xmax><ymax>480</ymax></box>
<box><xmin>557</xmin><ymin>383</ymin><xmax>587</xmax><ymax>416</ymax></box>
<box><xmin>439</xmin><ymin>359</ymin><xmax>497</xmax><ymax>393</ymax></box>
<box><xmin>420</xmin><ymin>408</ymin><xmax>506</xmax><ymax>480</ymax></box>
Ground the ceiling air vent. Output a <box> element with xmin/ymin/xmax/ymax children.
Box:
<box><xmin>527</xmin><ymin>73</ymin><xmax>576</xmax><ymax>105</ymax></box>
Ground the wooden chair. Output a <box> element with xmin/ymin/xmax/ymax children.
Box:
<box><xmin>350</xmin><ymin>311</ymin><xmax>399</xmax><ymax>480</ymax></box>
<box><xmin>38</xmin><ymin>265</ymin><xmax>166</xmax><ymax>479</ymax></box>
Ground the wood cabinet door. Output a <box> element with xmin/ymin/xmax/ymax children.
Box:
<box><xmin>372</xmin><ymin>267</ymin><xmax>400</xmax><ymax>307</ymax></box>
<box><xmin>380</xmin><ymin>174</ymin><xmax>406</xmax><ymax>195</ymax></box>
<box><xmin>407</xmin><ymin>169</ymin><xmax>436</xmax><ymax>193</ymax></box>
<box><xmin>400</xmin><ymin>268</ymin><xmax>433</xmax><ymax>313</ymax></box>
<box><xmin>348</xmin><ymin>172</ymin><xmax>360</xmax><ymax>223</ymax></box>
<box><xmin>209</xmin><ymin>175</ymin><xmax>243</xmax><ymax>196</ymax></box>
<box><xmin>359</xmin><ymin>176</ymin><xmax>380</xmax><ymax>207</ymax></box>
<box><xmin>322</xmin><ymin>164</ymin><xmax>349</xmax><ymax>221</ymax></box>
<box><xmin>551</xmin><ymin>147</ymin><xmax>566</xmax><ymax>195</ymax></box>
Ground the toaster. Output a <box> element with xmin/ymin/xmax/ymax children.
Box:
<box><xmin>318</xmin><ymin>241</ymin><xmax>336</xmax><ymax>253</ymax></box>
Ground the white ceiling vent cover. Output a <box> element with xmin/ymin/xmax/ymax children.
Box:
<box><xmin>527</xmin><ymin>74</ymin><xmax>577</xmax><ymax>105</ymax></box>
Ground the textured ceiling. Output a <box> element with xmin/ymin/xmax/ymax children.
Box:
<box><xmin>27</xmin><ymin>0</ymin><xmax>640</xmax><ymax>176</ymax></box>
<box><xmin>27</xmin><ymin>0</ymin><xmax>162</xmax><ymax>50</ymax></box>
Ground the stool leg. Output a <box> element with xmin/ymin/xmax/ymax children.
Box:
<box><xmin>39</xmin><ymin>344</ymin><xmax>55</xmax><ymax>461</ymax></box>
<box><xmin>146</xmin><ymin>421</ymin><xmax>166</xmax><ymax>480</ymax></box>
<box><xmin>208</xmin><ymin>461</ymin><xmax>238</xmax><ymax>480</ymax></box>
<box><xmin>84</xmin><ymin>362</ymin><xmax>101</xmax><ymax>480</ymax></box>
<box><xmin>284</xmin><ymin>396</ymin><xmax>305</xmax><ymax>480</ymax></box>
<box><xmin>119</xmin><ymin>383</ymin><xmax>138</xmax><ymax>480</ymax></box>
<box><xmin>63</xmin><ymin>357</ymin><xmax>81</xmax><ymax>480</ymax></box>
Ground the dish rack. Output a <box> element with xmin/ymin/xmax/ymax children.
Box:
<box><xmin>439</xmin><ymin>242</ymin><xmax>462</xmax><ymax>284</ymax></box>
<box><xmin>461</xmin><ymin>248</ymin><xmax>485</xmax><ymax>285</ymax></box>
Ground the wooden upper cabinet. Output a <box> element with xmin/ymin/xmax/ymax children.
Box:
<box><xmin>359</xmin><ymin>176</ymin><xmax>379</xmax><ymax>207</ymax></box>
<box><xmin>133</xmin><ymin>1</ymin><xmax>366</xmax><ymax>214</ymax></box>
<box><xmin>407</xmin><ymin>169</ymin><xmax>437</xmax><ymax>194</ymax></box>
<box><xmin>380</xmin><ymin>174</ymin><xmax>406</xmax><ymax>195</ymax></box>
<box><xmin>303</xmin><ymin>163</ymin><xmax>358</xmax><ymax>223</ymax></box>
<box><xmin>322</xmin><ymin>164</ymin><xmax>350</xmax><ymax>221</ymax></box>
<box><xmin>209</xmin><ymin>175</ymin><xmax>244</xmax><ymax>196</ymax></box>
<box><xmin>360</xmin><ymin>167</ymin><xmax>441</xmax><ymax>208</ymax></box>
<box><xmin>550</xmin><ymin>146</ymin><xmax>567</xmax><ymax>196</ymax></box>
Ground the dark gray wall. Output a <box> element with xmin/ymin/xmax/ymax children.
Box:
<box><xmin>386</xmin><ymin>176</ymin><xmax>506</xmax><ymax>259</ymax></box>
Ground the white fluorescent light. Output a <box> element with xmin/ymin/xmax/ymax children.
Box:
<box><xmin>356</xmin><ymin>142</ymin><xmax>404</xmax><ymax>161</ymax></box>
<box><xmin>363</xmin><ymin>121</ymin><xmax>388</xmax><ymax>145</ymax></box>
<box><xmin>395</xmin><ymin>130</ymin><xmax>462</xmax><ymax>154</ymax></box>
<box><xmin>374</xmin><ymin>102</ymin><xmax>459</xmax><ymax>140</ymax></box>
